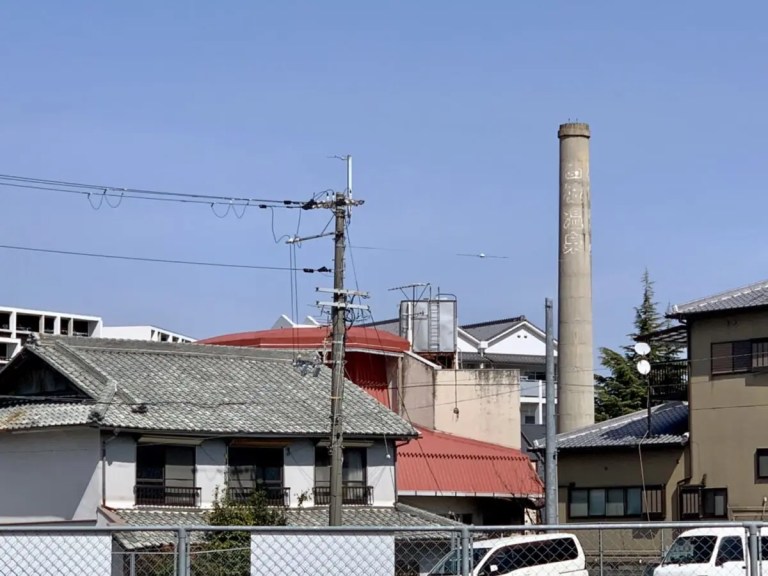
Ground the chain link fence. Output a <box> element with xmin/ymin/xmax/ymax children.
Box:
<box><xmin>0</xmin><ymin>522</ymin><xmax>765</xmax><ymax>576</ymax></box>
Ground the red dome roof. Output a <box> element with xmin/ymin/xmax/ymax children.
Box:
<box><xmin>199</xmin><ymin>326</ymin><xmax>410</xmax><ymax>353</ymax></box>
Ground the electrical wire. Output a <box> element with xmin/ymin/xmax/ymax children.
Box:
<box><xmin>0</xmin><ymin>173</ymin><xmax>305</xmax><ymax>207</ymax></box>
<box><xmin>0</xmin><ymin>243</ymin><xmax>330</xmax><ymax>273</ymax></box>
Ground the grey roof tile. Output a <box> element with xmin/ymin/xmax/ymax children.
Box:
<box><xmin>460</xmin><ymin>317</ymin><xmax>527</xmax><ymax>342</ymax></box>
<box><xmin>0</xmin><ymin>401</ymin><xmax>94</xmax><ymax>430</ymax></box>
<box><xmin>671</xmin><ymin>279</ymin><xmax>768</xmax><ymax>316</ymax></box>
<box><xmin>533</xmin><ymin>402</ymin><xmax>688</xmax><ymax>450</ymax></box>
<box><xmin>110</xmin><ymin>503</ymin><xmax>462</xmax><ymax>549</ymax></box>
<box><xmin>459</xmin><ymin>352</ymin><xmax>545</xmax><ymax>366</ymax></box>
<box><xmin>0</xmin><ymin>336</ymin><xmax>416</xmax><ymax>438</ymax></box>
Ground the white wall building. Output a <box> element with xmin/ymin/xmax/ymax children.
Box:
<box><xmin>100</xmin><ymin>325</ymin><xmax>195</xmax><ymax>343</ymax></box>
<box><xmin>0</xmin><ymin>306</ymin><xmax>102</xmax><ymax>366</ymax></box>
<box><xmin>0</xmin><ymin>305</ymin><xmax>194</xmax><ymax>367</ymax></box>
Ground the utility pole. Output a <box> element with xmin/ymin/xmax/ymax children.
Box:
<box><xmin>544</xmin><ymin>298</ymin><xmax>558</xmax><ymax>525</ymax></box>
<box><xmin>304</xmin><ymin>156</ymin><xmax>366</xmax><ymax>526</ymax></box>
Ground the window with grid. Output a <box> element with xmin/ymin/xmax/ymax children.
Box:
<box><xmin>711</xmin><ymin>341</ymin><xmax>752</xmax><ymax>375</ymax></box>
<box><xmin>568</xmin><ymin>486</ymin><xmax>664</xmax><ymax>519</ymax></box>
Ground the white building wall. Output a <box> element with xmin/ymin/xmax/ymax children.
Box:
<box><xmin>103</xmin><ymin>435</ymin><xmax>136</xmax><ymax>508</ymax></box>
<box><xmin>101</xmin><ymin>325</ymin><xmax>195</xmax><ymax>343</ymax></box>
<box><xmin>0</xmin><ymin>428</ymin><xmax>101</xmax><ymax>524</ymax></box>
<box><xmin>197</xmin><ymin>440</ymin><xmax>228</xmax><ymax>506</ymax></box>
<box><xmin>485</xmin><ymin>327</ymin><xmax>548</xmax><ymax>355</ymax></box>
<box><xmin>367</xmin><ymin>441</ymin><xmax>397</xmax><ymax>506</ymax></box>
<box><xmin>284</xmin><ymin>440</ymin><xmax>316</xmax><ymax>506</ymax></box>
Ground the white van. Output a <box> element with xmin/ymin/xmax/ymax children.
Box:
<box><xmin>653</xmin><ymin>527</ymin><xmax>768</xmax><ymax>576</ymax></box>
<box><xmin>429</xmin><ymin>533</ymin><xmax>589</xmax><ymax>576</ymax></box>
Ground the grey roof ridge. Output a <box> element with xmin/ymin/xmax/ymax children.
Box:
<box><xmin>41</xmin><ymin>334</ymin><xmax>308</xmax><ymax>362</ymax></box>
<box><xmin>536</xmin><ymin>401</ymin><xmax>687</xmax><ymax>447</ymax></box>
<box><xmin>673</xmin><ymin>278</ymin><xmax>768</xmax><ymax>314</ymax></box>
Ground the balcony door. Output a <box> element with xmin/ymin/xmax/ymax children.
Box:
<box><xmin>136</xmin><ymin>444</ymin><xmax>197</xmax><ymax>506</ymax></box>
<box><xmin>314</xmin><ymin>447</ymin><xmax>369</xmax><ymax>505</ymax></box>
<box><xmin>228</xmin><ymin>447</ymin><xmax>285</xmax><ymax>505</ymax></box>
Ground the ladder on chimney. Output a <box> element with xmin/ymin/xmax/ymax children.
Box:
<box><xmin>428</xmin><ymin>300</ymin><xmax>440</xmax><ymax>352</ymax></box>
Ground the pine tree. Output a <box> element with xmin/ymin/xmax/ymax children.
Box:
<box><xmin>594</xmin><ymin>270</ymin><xmax>681</xmax><ymax>422</ymax></box>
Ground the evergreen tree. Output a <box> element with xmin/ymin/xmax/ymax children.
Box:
<box><xmin>594</xmin><ymin>270</ymin><xmax>681</xmax><ymax>422</ymax></box>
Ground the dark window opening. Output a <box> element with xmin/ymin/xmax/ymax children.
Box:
<box><xmin>227</xmin><ymin>447</ymin><xmax>287</xmax><ymax>505</ymax></box>
<box><xmin>135</xmin><ymin>444</ymin><xmax>198</xmax><ymax>507</ymax></box>
<box><xmin>314</xmin><ymin>446</ymin><xmax>370</xmax><ymax>505</ymax></box>
<box><xmin>757</xmin><ymin>449</ymin><xmax>768</xmax><ymax>481</ymax></box>
<box><xmin>16</xmin><ymin>314</ymin><xmax>40</xmax><ymax>333</ymax></box>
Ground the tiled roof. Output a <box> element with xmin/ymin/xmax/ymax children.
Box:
<box><xmin>459</xmin><ymin>352</ymin><xmax>545</xmax><ymax>366</ymax></box>
<box><xmin>0</xmin><ymin>336</ymin><xmax>416</xmax><ymax>438</ymax></box>
<box><xmin>110</xmin><ymin>504</ymin><xmax>462</xmax><ymax>549</ymax></box>
<box><xmin>397</xmin><ymin>427</ymin><xmax>543</xmax><ymax>498</ymax></box>
<box><xmin>533</xmin><ymin>402</ymin><xmax>688</xmax><ymax>451</ymax></box>
<box><xmin>671</xmin><ymin>279</ymin><xmax>768</xmax><ymax>317</ymax></box>
<box><xmin>0</xmin><ymin>400</ymin><xmax>94</xmax><ymax>430</ymax></box>
<box><xmin>460</xmin><ymin>317</ymin><xmax>527</xmax><ymax>342</ymax></box>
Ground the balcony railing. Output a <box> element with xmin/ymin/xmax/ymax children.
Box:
<box><xmin>649</xmin><ymin>360</ymin><xmax>688</xmax><ymax>401</ymax></box>
<box><xmin>313</xmin><ymin>485</ymin><xmax>373</xmax><ymax>506</ymax></box>
<box><xmin>227</xmin><ymin>486</ymin><xmax>290</xmax><ymax>507</ymax></box>
<box><xmin>135</xmin><ymin>484</ymin><xmax>201</xmax><ymax>507</ymax></box>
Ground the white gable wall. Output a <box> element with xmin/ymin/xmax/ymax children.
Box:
<box><xmin>457</xmin><ymin>333</ymin><xmax>478</xmax><ymax>353</ymax></box>
<box><xmin>486</xmin><ymin>327</ymin><xmax>553</xmax><ymax>356</ymax></box>
<box><xmin>0</xmin><ymin>428</ymin><xmax>101</xmax><ymax>525</ymax></box>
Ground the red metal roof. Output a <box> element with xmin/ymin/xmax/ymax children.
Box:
<box><xmin>199</xmin><ymin>327</ymin><xmax>410</xmax><ymax>354</ymax></box>
<box><xmin>397</xmin><ymin>427</ymin><xmax>544</xmax><ymax>498</ymax></box>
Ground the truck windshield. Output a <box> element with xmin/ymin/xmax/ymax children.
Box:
<box><xmin>662</xmin><ymin>536</ymin><xmax>717</xmax><ymax>565</ymax></box>
<box><xmin>429</xmin><ymin>547</ymin><xmax>491</xmax><ymax>575</ymax></box>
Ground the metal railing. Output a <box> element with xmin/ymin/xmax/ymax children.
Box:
<box><xmin>134</xmin><ymin>484</ymin><xmax>201</xmax><ymax>507</ymax></box>
<box><xmin>649</xmin><ymin>359</ymin><xmax>688</xmax><ymax>401</ymax></box>
<box><xmin>313</xmin><ymin>484</ymin><xmax>373</xmax><ymax>505</ymax></box>
<box><xmin>227</xmin><ymin>486</ymin><xmax>290</xmax><ymax>507</ymax></box>
<box><xmin>1</xmin><ymin>521</ymin><xmax>768</xmax><ymax>576</ymax></box>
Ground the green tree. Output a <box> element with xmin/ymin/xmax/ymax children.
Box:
<box><xmin>594</xmin><ymin>270</ymin><xmax>681</xmax><ymax>422</ymax></box>
<box><xmin>192</xmin><ymin>487</ymin><xmax>287</xmax><ymax>576</ymax></box>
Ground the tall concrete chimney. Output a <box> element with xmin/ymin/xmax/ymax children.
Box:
<box><xmin>557</xmin><ymin>122</ymin><xmax>595</xmax><ymax>433</ymax></box>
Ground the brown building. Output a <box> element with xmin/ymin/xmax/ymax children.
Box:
<box><xmin>533</xmin><ymin>402</ymin><xmax>689</xmax><ymax>523</ymax></box>
<box><xmin>648</xmin><ymin>279</ymin><xmax>768</xmax><ymax>520</ymax></box>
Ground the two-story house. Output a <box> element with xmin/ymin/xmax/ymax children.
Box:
<box><xmin>0</xmin><ymin>335</ymin><xmax>456</xmax><ymax>533</ymax></box>
<box><xmin>646</xmin><ymin>278</ymin><xmax>768</xmax><ymax>520</ymax></box>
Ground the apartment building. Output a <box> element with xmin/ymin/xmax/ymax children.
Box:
<box><xmin>0</xmin><ymin>305</ymin><xmax>194</xmax><ymax>367</ymax></box>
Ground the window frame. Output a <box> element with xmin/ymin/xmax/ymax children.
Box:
<box><xmin>756</xmin><ymin>449</ymin><xmax>768</xmax><ymax>482</ymax></box>
<box><xmin>314</xmin><ymin>446</ymin><xmax>368</xmax><ymax>488</ymax></box>
<box><xmin>568</xmin><ymin>486</ymin><xmax>665</xmax><ymax>520</ymax></box>
<box><xmin>227</xmin><ymin>446</ymin><xmax>285</xmax><ymax>490</ymax></box>
<box><xmin>711</xmin><ymin>339</ymin><xmax>768</xmax><ymax>376</ymax></box>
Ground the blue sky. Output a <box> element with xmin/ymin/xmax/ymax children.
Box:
<box><xmin>1</xmin><ymin>1</ymin><xmax>766</xmax><ymax>368</ymax></box>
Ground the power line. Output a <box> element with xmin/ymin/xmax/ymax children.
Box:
<box><xmin>0</xmin><ymin>243</ymin><xmax>330</xmax><ymax>273</ymax></box>
<box><xmin>0</xmin><ymin>173</ymin><xmax>305</xmax><ymax>207</ymax></box>
<box><xmin>349</xmin><ymin>242</ymin><xmax>511</xmax><ymax>260</ymax></box>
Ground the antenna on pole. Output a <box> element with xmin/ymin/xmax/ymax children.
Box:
<box><xmin>635</xmin><ymin>342</ymin><xmax>652</xmax><ymax>438</ymax></box>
